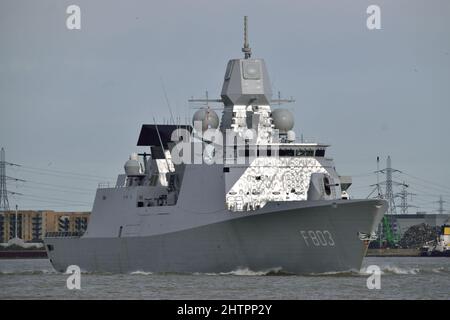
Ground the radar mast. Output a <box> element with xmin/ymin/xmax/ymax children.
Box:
<box><xmin>242</xmin><ymin>16</ymin><xmax>252</xmax><ymax>59</ymax></box>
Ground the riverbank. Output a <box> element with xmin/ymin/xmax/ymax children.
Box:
<box><xmin>366</xmin><ymin>248</ymin><xmax>421</xmax><ymax>257</ymax></box>
<box><xmin>0</xmin><ymin>250</ymin><xmax>47</xmax><ymax>259</ymax></box>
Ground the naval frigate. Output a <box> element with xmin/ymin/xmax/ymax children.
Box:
<box><xmin>44</xmin><ymin>17</ymin><xmax>387</xmax><ymax>274</ymax></box>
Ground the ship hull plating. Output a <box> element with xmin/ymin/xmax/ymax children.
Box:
<box><xmin>45</xmin><ymin>200</ymin><xmax>386</xmax><ymax>274</ymax></box>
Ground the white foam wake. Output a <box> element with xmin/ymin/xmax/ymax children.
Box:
<box><xmin>130</xmin><ymin>270</ymin><xmax>153</xmax><ymax>275</ymax></box>
<box><xmin>0</xmin><ymin>269</ymin><xmax>57</xmax><ymax>275</ymax></box>
<box><xmin>214</xmin><ymin>267</ymin><xmax>285</xmax><ymax>276</ymax></box>
<box><xmin>360</xmin><ymin>265</ymin><xmax>420</xmax><ymax>275</ymax></box>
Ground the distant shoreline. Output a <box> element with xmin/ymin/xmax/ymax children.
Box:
<box><xmin>366</xmin><ymin>248</ymin><xmax>421</xmax><ymax>257</ymax></box>
<box><xmin>0</xmin><ymin>249</ymin><xmax>48</xmax><ymax>259</ymax></box>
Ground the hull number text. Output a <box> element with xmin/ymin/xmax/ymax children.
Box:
<box><xmin>300</xmin><ymin>230</ymin><xmax>335</xmax><ymax>247</ymax></box>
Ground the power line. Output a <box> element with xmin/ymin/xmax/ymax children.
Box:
<box><xmin>6</xmin><ymin>176</ymin><xmax>26</xmax><ymax>182</ymax></box>
<box><xmin>20</xmin><ymin>165</ymin><xmax>114</xmax><ymax>180</ymax></box>
<box><xmin>353</xmin><ymin>168</ymin><xmax>450</xmax><ymax>197</ymax></box>
<box><xmin>412</xmin><ymin>199</ymin><xmax>441</xmax><ymax>206</ymax></box>
<box><xmin>396</xmin><ymin>178</ymin><xmax>450</xmax><ymax>195</ymax></box>
<box><xmin>3</xmin><ymin>153</ymin><xmax>102</xmax><ymax>211</ymax></box>
<box><xmin>350</xmin><ymin>172</ymin><xmax>377</xmax><ymax>178</ymax></box>
<box><xmin>9</xmin><ymin>193</ymin><xmax>91</xmax><ymax>206</ymax></box>
<box><xmin>10</xmin><ymin>183</ymin><xmax>93</xmax><ymax>196</ymax></box>
<box><xmin>17</xmin><ymin>207</ymin><xmax>90</xmax><ymax>211</ymax></box>
<box><xmin>7</xmin><ymin>176</ymin><xmax>96</xmax><ymax>191</ymax></box>
<box><xmin>11</xmin><ymin>167</ymin><xmax>112</xmax><ymax>182</ymax></box>
<box><xmin>8</xmin><ymin>162</ymin><xmax>114</xmax><ymax>180</ymax></box>
<box><xmin>407</xmin><ymin>186</ymin><xmax>450</xmax><ymax>199</ymax></box>
<box><xmin>349</xmin><ymin>185</ymin><xmax>373</xmax><ymax>190</ymax></box>
<box><xmin>15</xmin><ymin>193</ymin><xmax>92</xmax><ymax>205</ymax></box>
<box><xmin>7</xmin><ymin>187</ymin><xmax>92</xmax><ymax>205</ymax></box>
<box><xmin>397</xmin><ymin>172</ymin><xmax>450</xmax><ymax>193</ymax></box>
<box><xmin>17</xmin><ymin>205</ymin><xmax>91</xmax><ymax>209</ymax></box>
<box><xmin>23</xmin><ymin>179</ymin><xmax>96</xmax><ymax>192</ymax></box>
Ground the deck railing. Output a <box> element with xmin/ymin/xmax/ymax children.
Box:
<box><xmin>97</xmin><ymin>182</ymin><xmax>111</xmax><ymax>189</ymax></box>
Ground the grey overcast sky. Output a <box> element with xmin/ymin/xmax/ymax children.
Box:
<box><xmin>1</xmin><ymin>0</ymin><xmax>450</xmax><ymax>212</ymax></box>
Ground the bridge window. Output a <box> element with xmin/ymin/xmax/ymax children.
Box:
<box><xmin>279</xmin><ymin>149</ymin><xmax>295</xmax><ymax>157</ymax></box>
<box><xmin>236</xmin><ymin>147</ymin><xmax>323</xmax><ymax>158</ymax></box>
<box><xmin>315</xmin><ymin>149</ymin><xmax>325</xmax><ymax>157</ymax></box>
<box><xmin>257</xmin><ymin>148</ymin><xmax>272</xmax><ymax>156</ymax></box>
<box><xmin>295</xmin><ymin>149</ymin><xmax>314</xmax><ymax>157</ymax></box>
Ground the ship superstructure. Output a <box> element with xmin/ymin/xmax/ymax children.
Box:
<box><xmin>44</xmin><ymin>17</ymin><xmax>387</xmax><ymax>274</ymax></box>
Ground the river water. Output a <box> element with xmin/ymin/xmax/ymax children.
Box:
<box><xmin>0</xmin><ymin>257</ymin><xmax>448</xmax><ymax>299</ymax></box>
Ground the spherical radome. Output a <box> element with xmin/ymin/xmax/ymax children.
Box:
<box><xmin>192</xmin><ymin>108</ymin><xmax>220</xmax><ymax>131</ymax></box>
<box><xmin>271</xmin><ymin>108</ymin><xmax>294</xmax><ymax>132</ymax></box>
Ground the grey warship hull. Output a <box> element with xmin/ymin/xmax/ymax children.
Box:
<box><xmin>45</xmin><ymin>199</ymin><xmax>386</xmax><ymax>274</ymax></box>
<box><xmin>45</xmin><ymin>17</ymin><xmax>388</xmax><ymax>275</ymax></box>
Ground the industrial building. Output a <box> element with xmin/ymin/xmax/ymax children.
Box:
<box><xmin>392</xmin><ymin>213</ymin><xmax>450</xmax><ymax>236</ymax></box>
<box><xmin>0</xmin><ymin>210</ymin><xmax>89</xmax><ymax>243</ymax></box>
